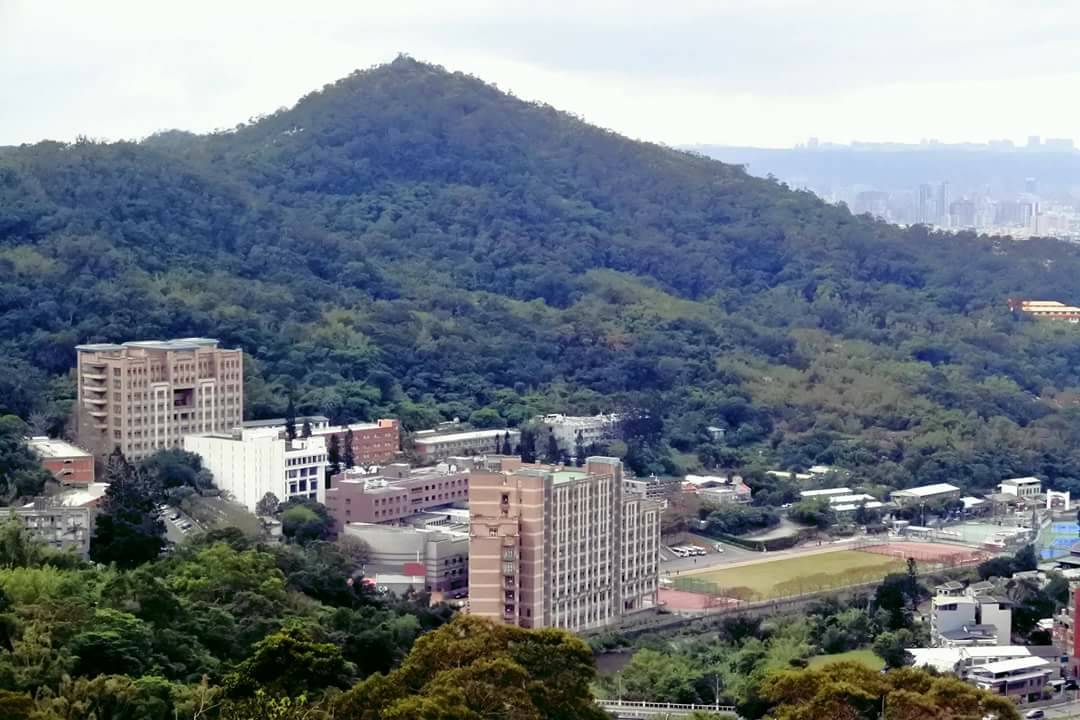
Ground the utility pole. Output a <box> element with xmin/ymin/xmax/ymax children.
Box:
<box><xmin>715</xmin><ymin>673</ymin><xmax>721</xmax><ymax>711</ymax></box>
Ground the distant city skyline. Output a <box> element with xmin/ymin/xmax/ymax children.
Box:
<box><xmin>5</xmin><ymin>1</ymin><xmax>1080</xmax><ymax>148</ymax></box>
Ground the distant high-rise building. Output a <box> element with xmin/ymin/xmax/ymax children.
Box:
<box><xmin>1027</xmin><ymin>136</ymin><xmax>1042</xmax><ymax>149</ymax></box>
<box><xmin>936</xmin><ymin>182</ymin><xmax>952</xmax><ymax>226</ymax></box>
<box><xmin>918</xmin><ymin>184</ymin><xmax>935</xmax><ymax>224</ymax></box>
<box><xmin>949</xmin><ymin>200</ymin><xmax>977</xmax><ymax>228</ymax></box>
<box><xmin>1024</xmin><ymin>177</ymin><xmax>1039</xmax><ymax>195</ymax></box>
<box><xmin>76</xmin><ymin>339</ymin><xmax>244</xmax><ymax>461</ymax></box>
<box><xmin>1045</xmin><ymin>138</ymin><xmax>1075</xmax><ymax>152</ymax></box>
<box><xmin>807</xmin><ymin>137</ymin><xmax>820</xmax><ymax>149</ymax></box>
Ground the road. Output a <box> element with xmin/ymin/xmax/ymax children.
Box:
<box><xmin>161</xmin><ymin>505</ymin><xmax>202</xmax><ymax>544</ymax></box>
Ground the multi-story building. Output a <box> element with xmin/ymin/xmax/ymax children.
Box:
<box><xmin>26</xmin><ymin>436</ymin><xmax>95</xmax><ymax>485</ymax></box>
<box><xmin>1054</xmin><ymin>586</ymin><xmax>1080</xmax><ymax>678</ymax></box>
<box><xmin>324</xmin><ymin>463</ymin><xmax>469</xmax><ymax>531</ymax></box>
<box><xmin>537</xmin><ymin>413</ymin><xmax>621</xmax><ymax>454</ymax></box>
<box><xmin>413</xmin><ymin>429</ymin><xmax>520</xmax><ymax>463</ymax></box>
<box><xmin>997</xmin><ymin>476</ymin><xmax>1043</xmax><ymax>499</ymax></box>
<box><xmin>1008</xmin><ymin>299</ymin><xmax>1080</xmax><ymax>322</ymax></box>
<box><xmin>183</xmin><ymin>427</ymin><xmax>327</xmax><ymax>512</ymax></box>
<box><xmin>967</xmin><ymin>657</ymin><xmax>1051</xmax><ymax>701</ymax></box>
<box><xmin>75</xmin><ymin>339</ymin><xmax>243</xmax><ymax>461</ymax></box>
<box><xmin>468</xmin><ymin>456</ymin><xmax>660</xmax><ymax>632</ymax></box>
<box><xmin>243</xmin><ymin>417</ymin><xmax>400</xmax><ymax>466</ymax></box>
<box><xmin>341</xmin><ymin>522</ymin><xmax>468</xmax><ymax>595</ymax></box>
<box><xmin>12</xmin><ymin>501</ymin><xmax>96</xmax><ymax>556</ymax></box>
<box><xmin>931</xmin><ymin>586</ymin><xmax>1012</xmax><ymax>647</ymax></box>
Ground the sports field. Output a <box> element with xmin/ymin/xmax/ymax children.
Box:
<box><xmin>673</xmin><ymin>549</ymin><xmax>905</xmax><ymax>599</ymax></box>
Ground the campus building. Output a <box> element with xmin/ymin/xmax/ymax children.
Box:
<box><xmin>537</xmin><ymin>413</ymin><xmax>621</xmax><ymax>453</ymax></box>
<box><xmin>11</xmin><ymin>501</ymin><xmax>97</xmax><ymax>556</ymax></box>
<box><xmin>413</xmin><ymin>429</ymin><xmax>520</xmax><ymax>463</ymax></box>
<box><xmin>243</xmin><ymin>417</ymin><xmax>401</xmax><ymax>466</ymax></box>
<box><xmin>75</xmin><ymin>339</ymin><xmax>243</xmax><ymax>461</ymax></box>
<box><xmin>183</xmin><ymin>427</ymin><xmax>327</xmax><ymax>512</ymax></box>
<box><xmin>997</xmin><ymin>476</ymin><xmax>1043</xmax><ymax>499</ymax></box>
<box><xmin>891</xmin><ymin>483</ymin><xmax>961</xmax><ymax>507</ymax></box>
<box><xmin>467</xmin><ymin>456</ymin><xmax>660</xmax><ymax>632</ymax></box>
<box><xmin>324</xmin><ymin>463</ymin><xmax>469</xmax><ymax>531</ymax></box>
<box><xmin>27</xmin><ymin>436</ymin><xmax>95</xmax><ymax>485</ymax></box>
<box><xmin>1054</xmin><ymin>586</ymin><xmax>1080</xmax><ymax>678</ymax></box>
<box><xmin>342</xmin><ymin>522</ymin><xmax>468</xmax><ymax>595</ymax></box>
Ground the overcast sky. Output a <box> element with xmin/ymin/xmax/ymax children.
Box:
<box><xmin>3</xmin><ymin>0</ymin><xmax>1080</xmax><ymax>148</ymax></box>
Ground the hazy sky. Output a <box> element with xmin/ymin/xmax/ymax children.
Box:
<box><xmin>4</xmin><ymin>0</ymin><xmax>1080</xmax><ymax>148</ymax></box>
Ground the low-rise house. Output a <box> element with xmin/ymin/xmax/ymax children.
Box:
<box><xmin>9</xmin><ymin>501</ymin><xmax>96</xmax><ymax>556</ymax></box>
<box><xmin>997</xmin><ymin>476</ymin><xmax>1043</xmax><ymax>499</ymax></box>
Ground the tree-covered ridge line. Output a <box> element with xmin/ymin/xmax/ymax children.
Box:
<box><xmin>6</xmin><ymin>57</ymin><xmax>1080</xmax><ymax>492</ymax></box>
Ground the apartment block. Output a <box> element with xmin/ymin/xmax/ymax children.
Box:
<box><xmin>76</xmin><ymin>339</ymin><xmax>243</xmax><ymax>461</ymax></box>
<box><xmin>27</xmin><ymin>436</ymin><xmax>95</xmax><ymax>485</ymax></box>
<box><xmin>325</xmin><ymin>463</ymin><xmax>469</xmax><ymax>531</ymax></box>
<box><xmin>931</xmin><ymin>586</ymin><xmax>1012</xmax><ymax>647</ymax></box>
<box><xmin>1055</xmin><ymin>587</ymin><xmax>1080</xmax><ymax>678</ymax></box>
<box><xmin>413</xmin><ymin>428</ymin><xmax>519</xmax><ymax>463</ymax></box>
<box><xmin>183</xmin><ymin>428</ymin><xmax>327</xmax><ymax>512</ymax></box>
<box><xmin>468</xmin><ymin>456</ymin><xmax>659</xmax><ymax>632</ymax></box>
<box><xmin>243</xmin><ymin>417</ymin><xmax>401</xmax><ymax>465</ymax></box>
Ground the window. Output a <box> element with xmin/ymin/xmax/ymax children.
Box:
<box><xmin>502</xmin><ymin>561</ymin><xmax>515</xmax><ymax>574</ymax></box>
<box><xmin>488</xmin><ymin>528</ymin><xmax>498</xmax><ymax>537</ymax></box>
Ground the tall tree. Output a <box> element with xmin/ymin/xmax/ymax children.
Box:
<box><xmin>284</xmin><ymin>397</ymin><xmax>297</xmax><ymax>442</ymax></box>
<box><xmin>301</xmin><ymin>419</ymin><xmax>312</xmax><ymax>439</ymax></box>
<box><xmin>574</xmin><ymin>430</ymin><xmax>586</xmax><ymax>467</ymax></box>
<box><xmin>519</xmin><ymin>428</ymin><xmax>537</xmax><ymax>464</ymax></box>
<box><xmin>544</xmin><ymin>433</ymin><xmax>560</xmax><ymax>464</ymax></box>
<box><xmin>501</xmin><ymin>431</ymin><xmax>512</xmax><ymax>456</ymax></box>
<box><xmin>343</xmin><ymin>429</ymin><xmax>355</xmax><ymax>469</ymax></box>
<box><xmin>255</xmin><ymin>492</ymin><xmax>281</xmax><ymax>517</ymax></box>
<box><xmin>90</xmin><ymin>449</ymin><xmax>165</xmax><ymax>569</ymax></box>
<box><xmin>327</xmin><ymin>435</ymin><xmax>341</xmax><ymax>477</ymax></box>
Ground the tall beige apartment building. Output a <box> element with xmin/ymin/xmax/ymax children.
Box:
<box><xmin>75</xmin><ymin>339</ymin><xmax>243</xmax><ymax>461</ymax></box>
<box><xmin>468</xmin><ymin>456</ymin><xmax>659</xmax><ymax>632</ymax></box>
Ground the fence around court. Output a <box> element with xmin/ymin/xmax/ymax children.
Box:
<box><xmin>671</xmin><ymin>540</ymin><xmax>990</xmax><ymax>603</ymax></box>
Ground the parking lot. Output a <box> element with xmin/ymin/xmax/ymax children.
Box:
<box><xmin>661</xmin><ymin>535</ymin><xmax>761</xmax><ymax>574</ymax></box>
<box><xmin>160</xmin><ymin>505</ymin><xmax>202</xmax><ymax>543</ymax></box>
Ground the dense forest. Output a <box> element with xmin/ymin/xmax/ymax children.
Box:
<box><xmin>6</xmin><ymin>56</ymin><xmax>1080</xmax><ymax>495</ymax></box>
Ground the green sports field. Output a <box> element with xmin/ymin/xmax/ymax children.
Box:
<box><xmin>672</xmin><ymin>550</ymin><xmax>905</xmax><ymax>600</ymax></box>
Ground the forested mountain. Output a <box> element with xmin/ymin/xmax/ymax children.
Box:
<box><xmin>6</xmin><ymin>56</ymin><xmax>1080</xmax><ymax>493</ymax></box>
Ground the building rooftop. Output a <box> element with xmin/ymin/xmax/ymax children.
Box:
<box><xmin>26</xmin><ymin>436</ymin><xmax>91</xmax><ymax>459</ymax></box>
<box><xmin>552</xmin><ymin>470</ymin><xmax>590</xmax><ymax>485</ymax></box>
<box><xmin>76</xmin><ymin>338</ymin><xmax>222</xmax><ymax>353</ymax></box>
<box><xmin>243</xmin><ymin>416</ymin><xmax>329</xmax><ymax>428</ymax></box>
<box><xmin>969</xmin><ymin>656</ymin><xmax>1049</xmax><ymax>674</ymax></box>
<box><xmin>999</xmin><ymin>476</ymin><xmax>1042</xmax><ymax>486</ymax></box>
<box><xmin>933</xmin><ymin>594</ymin><xmax>977</xmax><ymax>605</ymax></box>
<box><xmin>833</xmin><ymin>501</ymin><xmax>884</xmax><ymax>513</ymax></box>
<box><xmin>799</xmin><ymin>487</ymin><xmax>852</xmax><ymax>497</ymax></box>
<box><xmin>893</xmin><ymin>483</ymin><xmax>961</xmax><ymax>497</ymax></box>
<box><xmin>414</xmin><ymin>428</ymin><xmax>514</xmax><ymax>444</ymax></box>
<box><xmin>909</xmin><ymin>646</ymin><xmax>1030</xmax><ymax>673</ymax></box>
<box><xmin>961</xmin><ymin>496</ymin><xmax>987</xmax><ymax>508</ymax></box>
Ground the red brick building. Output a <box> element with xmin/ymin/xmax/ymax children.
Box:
<box><xmin>325</xmin><ymin>463</ymin><xmax>468</xmax><ymax>532</ymax></box>
<box><xmin>320</xmin><ymin>419</ymin><xmax>400</xmax><ymax>466</ymax></box>
<box><xmin>27</xmin><ymin>437</ymin><xmax>95</xmax><ymax>485</ymax></box>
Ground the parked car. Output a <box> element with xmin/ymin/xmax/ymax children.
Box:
<box><xmin>1025</xmin><ymin>709</ymin><xmax>1045</xmax><ymax>719</ymax></box>
<box><xmin>179</xmin><ymin>521</ymin><xmax>193</xmax><ymax>530</ymax></box>
<box><xmin>169</xmin><ymin>512</ymin><xmax>181</xmax><ymax>521</ymax></box>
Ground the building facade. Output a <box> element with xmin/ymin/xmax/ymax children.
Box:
<box><xmin>342</xmin><ymin>522</ymin><xmax>468</xmax><ymax>594</ymax></box>
<box><xmin>11</xmin><ymin>502</ymin><xmax>96</xmax><ymax>556</ymax></box>
<box><xmin>183</xmin><ymin>428</ymin><xmax>327</xmax><ymax>512</ymax></box>
<box><xmin>27</xmin><ymin>437</ymin><xmax>95</xmax><ymax>485</ymax></box>
<box><xmin>891</xmin><ymin>483</ymin><xmax>962</xmax><ymax>507</ymax></box>
<box><xmin>1054</xmin><ymin>587</ymin><xmax>1080</xmax><ymax>678</ymax></box>
<box><xmin>243</xmin><ymin>417</ymin><xmax>401</xmax><ymax>466</ymax></box>
<box><xmin>76</xmin><ymin>339</ymin><xmax>243</xmax><ymax>461</ymax></box>
<box><xmin>325</xmin><ymin>463</ymin><xmax>469</xmax><ymax>531</ymax></box>
<box><xmin>538</xmin><ymin>413</ymin><xmax>621</xmax><ymax>453</ymax></box>
<box><xmin>468</xmin><ymin>456</ymin><xmax>660</xmax><ymax>632</ymax></box>
<box><xmin>413</xmin><ymin>429</ymin><xmax>520</xmax><ymax>463</ymax></box>
<box><xmin>997</xmin><ymin>476</ymin><xmax>1043</xmax><ymax>499</ymax></box>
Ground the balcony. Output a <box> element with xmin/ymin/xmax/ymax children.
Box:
<box><xmin>81</xmin><ymin>371</ymin><xmax>107</xmax><ymax>381</ymax></box>
<box><xmin>83</xmin><ymin>396</ymin><xmax>107</xmax><ymax>405</ymax></box>
<box><xmin>86</xmin><ymin>408</ymin><xmax>107</xmax><ymax>418</ymax></box>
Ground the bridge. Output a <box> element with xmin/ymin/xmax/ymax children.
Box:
<box><xmin>596</xmin><ymin>700</ymin><xmax>737</xmax><ymax>718</ymax></box>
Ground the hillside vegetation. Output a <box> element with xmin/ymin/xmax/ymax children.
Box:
<box><xmin>5</xmin><ymin>57</ymin><xmax>1080</xmax><ymax>494</ymax></box>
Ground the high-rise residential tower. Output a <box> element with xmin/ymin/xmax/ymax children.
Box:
<box><xmin>75</xmin><ymin>338</ymin><xmax>243</xmax><ymax>461</ymax></box>
<box><xmin>467</xmin><ymin>455</ymin><xmax>659</xmax><ymax>632</ymax></box>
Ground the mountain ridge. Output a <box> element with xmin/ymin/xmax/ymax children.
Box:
<box><xmin>4</xmin><ymin>58</ymin><xmax>1080</xmax><ymax>493</ymax></box>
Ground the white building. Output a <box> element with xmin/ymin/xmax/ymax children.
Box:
<box><xmin>413</xmin><ymin>429</ymin><xmax>520</xmax><ymax>462</ymax></box>
<box><xmin>183</xmin><ymin>427</ymin><xmax>327</xmax><ymax>511</ymax></box>
<box><xmin>931</xmin><ymin>595</ymin><xmax>978</xmax><ymax>642</ymax></box>
<box><xmin>799</xmin><ymin>487</ymin><xmax>852</xmax><ymax>499</ymax></box>
<box><xmin>891</xmin><ymin>483</ymin><xmax>961</xmax><ymax>507</ymax></box>
<box><xmin>538</xmin><ymin>413</ymin><xmax>621</xmax><ymax>452</ymax></box>
<box><xmin>997</xmin><ymin>476</ymin><xmax>1042</xmax><ymax>499</ymax></box>
<box><xmin>930</xmin><ymin>590</ymin><xmax>1013</xmax><ymax>647</ymax></box>
<box><xmin>910</xmin><ymin>646</ymin><xmax>1032</xmax><ymax>674</ymax></box>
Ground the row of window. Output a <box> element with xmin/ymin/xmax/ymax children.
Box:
<box><xmin>288</xmin><ymin>479</ymin><xmax>319</xmax><ymax>494</ymax></box>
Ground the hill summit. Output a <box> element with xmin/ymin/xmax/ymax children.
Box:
<box><xmin>5</xmin><ymin>57</ymin><xmax>1080</xmax><ymax>494</ymax></box>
